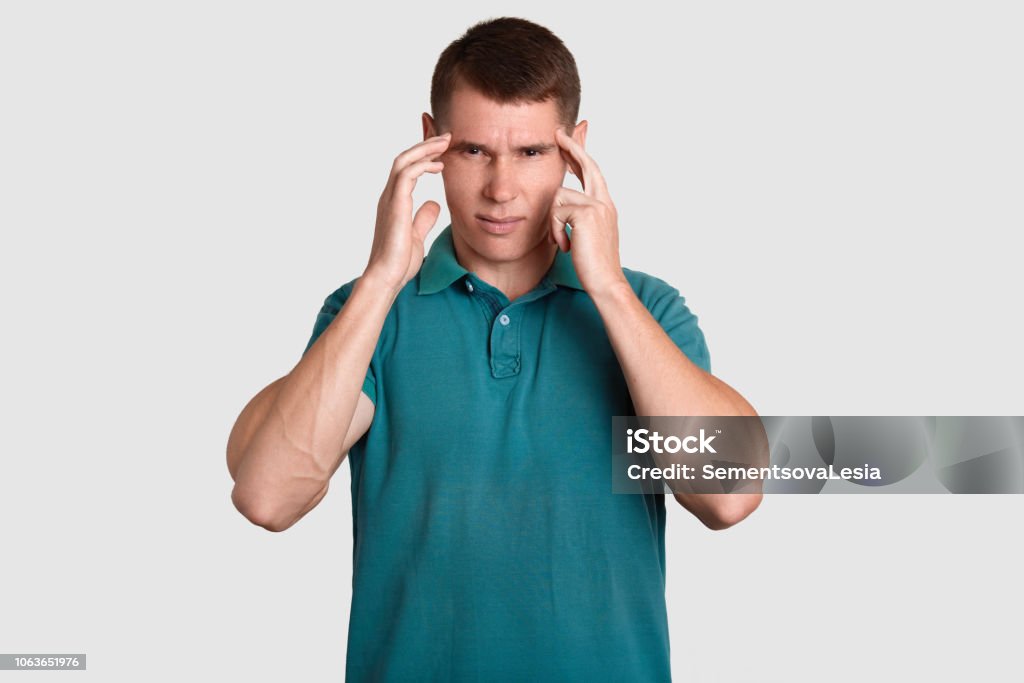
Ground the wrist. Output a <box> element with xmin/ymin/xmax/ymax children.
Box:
<box><xmin>358</xmin><ymin>266</ymin><xmax>406</xmax><ymax>301</ymax></box>
<box><xmin>587</xmin><ymin>274</ymin><xmax>633</xmax><ymax>305</ymax></box>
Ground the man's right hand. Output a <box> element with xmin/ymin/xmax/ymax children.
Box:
<box><xmin>364</xmin><ymin>132</ymin><xmax>451</xmax><ymax>293</ymax></box>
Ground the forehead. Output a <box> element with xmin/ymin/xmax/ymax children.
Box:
<box><xmin>446</xmin><ymin>86</ymin><xmax>561</xmax><ymax>142</ymax></box>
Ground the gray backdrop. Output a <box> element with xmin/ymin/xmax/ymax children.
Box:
<box><xmin>1</xmin><ymin>1</ymin><xmax>1021</xmax><ymax>681</ymax></box>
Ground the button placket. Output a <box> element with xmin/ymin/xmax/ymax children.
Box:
<box><xmin>476</xmin><ymin>278</ymin><xmax>557</xmax><ymax>380</ymax></box>
<box><xmin>489</xmin><ymin>306</ymin><xmax>520</xmax><ymax>378</ymax></box>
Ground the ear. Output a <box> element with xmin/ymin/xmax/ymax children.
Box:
<box><xmin>422</xmin><ymin>112</ymin><xmax>437</xmax><ymax>141</ymax></box>
<box><xmin>561</xmin><ymin>120</ymin><xmax>589</xmax><ymax>179</ymax></box>
<box><xmin>572</xmin><ymin>119</ymin><xmax>588</xmax><ymax>148</ymax></box>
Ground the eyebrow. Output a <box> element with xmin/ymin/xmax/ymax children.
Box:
<box><xmin>450</xmin><ymin>140</ymin><xmax>557</xmax><ymax>154</ymax></box>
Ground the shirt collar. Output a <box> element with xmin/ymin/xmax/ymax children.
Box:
<box><xmin>417</xmin><ymin>224</ymin><xmax>585</xmax><ymax>295</ymax></box>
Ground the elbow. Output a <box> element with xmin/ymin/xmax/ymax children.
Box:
<box><xmin>231</xmin><ymin>484</ymin><xmax>294</xmax><ymax>533</ymax></box>
<box><xmin>701</xmin><ymin>492</ymin><xmax>763</xmax><ymax>531</ymax></box>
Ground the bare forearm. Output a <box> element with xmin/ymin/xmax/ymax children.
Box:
<box><xmin>591</xmin><ymin>281</ymin><xmax>755</xmax><ymax>417</ymax></box>
<box><xmin>230</xmin><ymin>273</ymin><xmax>396</xmax><ymax>529</ymax></box>
<box><xmin>591</xmin><ymin>281</ymin><xmax>762</xmax><ymax>527</ymax></box>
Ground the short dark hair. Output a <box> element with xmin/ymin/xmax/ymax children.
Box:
<box><xmin>430</xmin><ymin>17</ymin><xmax>581</xmax><ymax>131</ymax></box>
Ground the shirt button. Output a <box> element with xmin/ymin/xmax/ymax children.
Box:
<box><xmin>465</xmin><ymin>280</ymin><xmax>474</xmax><ymax>292</ymax></box>
<box><xmin>499</xmin><ymin>314</ymin><xmax>510</xmax><ymax>326</ymax></box>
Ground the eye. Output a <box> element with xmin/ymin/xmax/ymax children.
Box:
<box><xmin>466</xmin><ymin>146</ymin><xmax>481</xmax><ymax>156</ymax></box>
<box><xmin>524</xmin><ymin>149</ymin><xmax>540</xmax><ymax>157</ymax></box>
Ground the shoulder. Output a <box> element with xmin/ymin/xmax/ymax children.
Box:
<box><xmin>305</xmin><ymin>274</ymin><xmax>410</xmax><ymax>358</ymax></box>
<box><xmin>621</xmin><ymin>267</ymin><xmax>712</xmax><ymax>372</ymax></box>
<box><xmin>620</xmin><ymin>265</ymin><xmax>705</xmax><ymax>332</ymax></box>
<box><xmin>318</xmin><ymin>274</ymin><xmax>421</xmax><ymax>311</ymax></box>
<box><xmin>620</xmin><ymin>266</ymin><xmax>688</xmax><ymax>308</ymax></box>
<box><xmin>317</xmin><ymin>276</ymin><xmax>362</xmax><ymax>313</ymax></box>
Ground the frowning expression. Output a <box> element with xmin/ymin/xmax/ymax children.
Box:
<box><xmin>424</xmin><ymin>84</ymin><xmax>586</xmax><ymax>263</ymax></box>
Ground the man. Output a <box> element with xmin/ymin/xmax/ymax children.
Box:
<box><xmin>227</xmin><ymin>16</ymin><xmax>761</xmax><ymax>682</ymax></box>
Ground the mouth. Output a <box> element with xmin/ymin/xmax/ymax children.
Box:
<box><xmin>476</xmin><ymin>214</ymin><xmax>525</xmax><ymax>235</ymax></box>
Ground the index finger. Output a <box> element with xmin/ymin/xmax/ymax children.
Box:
<box><xmin>555</xmin><ymin>128</ymin><xmax>610</xmax><ymax>202</ymax></box>
<box><xmin>394</xmin><ymin>133</ymin><xmax>452</xmax><ymax>171</ymax></box>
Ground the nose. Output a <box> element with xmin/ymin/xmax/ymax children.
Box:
<box><xmin>482</xmin><ymin>158</ymin><xmax>518</xmax><ymax>203</ymax></box>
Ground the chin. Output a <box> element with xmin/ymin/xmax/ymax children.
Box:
<box><xmin>457</xmin><ymin>217</ymin><xmax>547</xmax><ymax>260</ymax></box>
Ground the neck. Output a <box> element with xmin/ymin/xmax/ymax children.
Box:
<box><xmin>451</xmin><ymin>230</ymin><xmax>558</xmax><ymax>302</ymax></box>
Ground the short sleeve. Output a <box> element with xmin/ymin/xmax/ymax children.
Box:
<box><xmin>301</xmin><ymin>279</ymin><xmax>378</xmax><ymax>405</ymax></box>
<box><xmin>630</xmin><ymin>271</ymin><xmax>712</xmax><ymax>375</ymax></box>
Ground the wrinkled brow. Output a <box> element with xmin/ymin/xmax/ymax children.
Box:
<box><xmin>450</xmin><ymin>140</ymin><xmax>557</xmax><ymax>154</ymax></box>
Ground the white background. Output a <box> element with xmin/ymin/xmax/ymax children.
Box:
<box><xmin>1</xmin><ymin>1</ymin><xmax>1021</xmax><ymax>681</ymax></box>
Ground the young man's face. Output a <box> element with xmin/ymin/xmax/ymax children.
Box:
<box><xmin>424</xmin><ymin>85</ymin><xmax>587</xmax><ymax>266</ymax></box>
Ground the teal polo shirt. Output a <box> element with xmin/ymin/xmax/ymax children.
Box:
<box><xmin>303</xmin><ymin>224</ymin><xmax>711</xmax><ymax>682</ymax></box>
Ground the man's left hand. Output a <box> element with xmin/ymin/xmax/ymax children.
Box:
<box><xmin>549</xmin><ymin>127</ymin><xmax>629</xmax><ymax>296</ymax></box>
